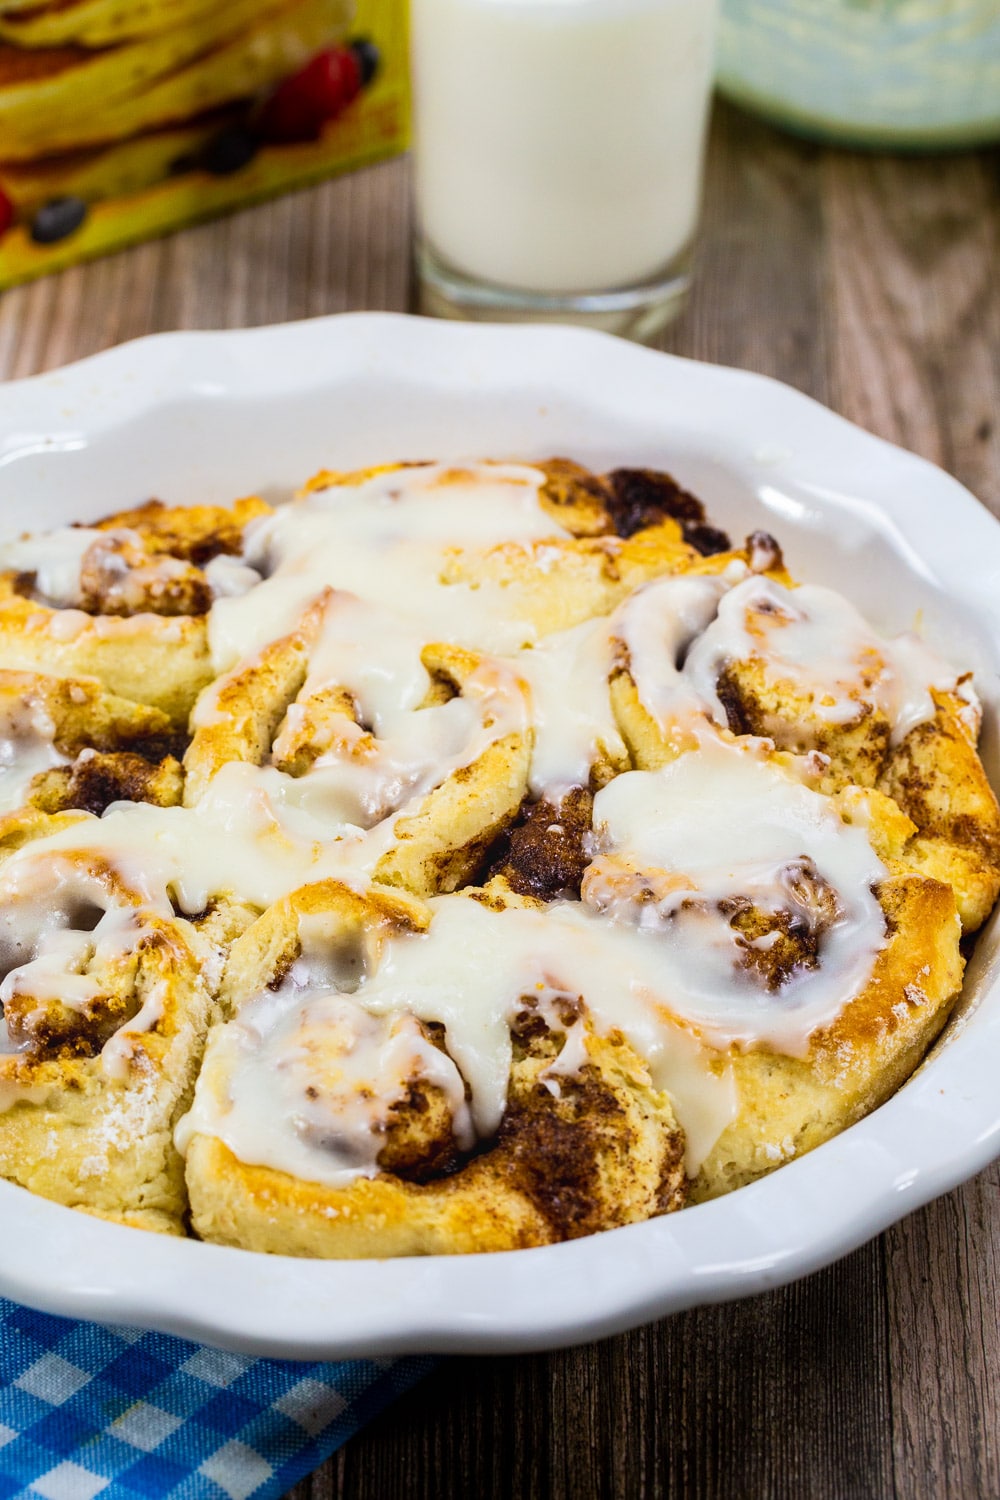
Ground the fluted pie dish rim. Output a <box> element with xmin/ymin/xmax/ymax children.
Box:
<box><xmin>0</xmin><ymin>312</ymin><xmax>998</xmax><ymax>1357</ymax></box>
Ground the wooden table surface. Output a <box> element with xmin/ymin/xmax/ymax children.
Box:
<box><xmin>1</xmin><ymin>99</ymin><xmax>998</xmax><ymax>1500</ymax></box>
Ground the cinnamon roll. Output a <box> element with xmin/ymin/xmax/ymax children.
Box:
<box><xmin>0</xmin><ymin>456</ymin><xmax>988</xmax><ymax>1251</ymax></box>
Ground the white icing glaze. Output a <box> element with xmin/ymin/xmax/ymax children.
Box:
<box><xmin>177</xmin><ymin>891</ymin><xmax>738</xmax><ymax>1178</ymax></box>
<box><xmin>0</xmin><ymin>1081</ymin><xmax>51</xmax><ymax>1112</ymax></box>
<box><xmin>201</xmin><ymin>553</ymin><xmax>263</xmax><ymax>599</ymax></box>
<box><xmin>101</xmin><ymin>978</ymin><xmax>168</xmax><ymax>1082</ymax></box>
<box><xmin>0</xmin><ymin>840</ymin><xmax>210</xmax><ymax>1093</ymax></box>
<box><xmin>0</xmin><ymin>1018</ymin><xmax>25</xmax><ymax>1055</ymax></box>
<box><xmin>889</xmin><ymin>634</ymin><xmax>980</xmax><ymax>743</ymax></box>
<box><xmin>0</xmin><ymin>527</ymin><xmax>99</xmax><ymax>607</ymax></box>
<box><xmin>0</xmin><ymin>692</ymin><xmax>66</xmax><ymax>812</ymax></box>
<box><xmin>194</xmin><ymin>589</ymin><xmax>531</xmax><ymax>846</ymax></box>
<box><xmin>0</xmin><ymin>899</ymin><xmax>147</xmax><ymax>1019</ymax></box>
<box><xmin>175</xmin><ymin>986</ymin><xmax>473</xmax><ymax>1187</ymax></box>
<box><xmin>0</xmin><ymin>849</ymin><xmax>147</xmax><ymax>949</ymax></box>
<box><xmin>684</xmin><ymin>574</ymin><xmax>969</xmax><ymax>744</ymax></box>
<box><xmin>0</xmin><ymin>526</ymin><xmax>261</xmax><ymax>613</ymax></box>
<box><xmin>277</xmin><ymin>594</ymin><xmax>529</xmax><ymax>834</ymax></box>
<box><xmin>299</xmin><ymin>592</ymin><xmax>435</xmax><ymax>733</ymax></box>
<box><xmin>0</xmin><ymin>840</ymin><xmax>160</xmax><ymax>1010</ymax></box>
<box><xmin>209</xmin><ymin>463</ymin><xmax>567</xmax><ymax>670</ymax></box>
<box><xmin>0</xmin><ymin>798</ymin><xmax>364</xmax><ymax>919</ymax></box>
<box><xmin>514</xmin><ymin>616</ymin><xmax>626</xmax><ymax>798</ymax></box>
<box><xmin>586</xmin><ymin>736</ymin><xmax>888</xmax><ymax>1054</ymax></box>
<box><xmin>43</xmin><ymin>608</ymin><xmax>93</xmax><ymax>641</ymax></box>
<box><xmin>537</xmin><ymin>990</ymin><xmax>590</xmax><ymax>1100</ymax></box>
<box><xmin>613</xmin><ymin>568</ymin><xmax>745</xmax><ymax>744</ymax></box>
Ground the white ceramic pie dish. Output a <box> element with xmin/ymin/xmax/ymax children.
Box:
<box><xmin>0</xmin><ymin>311</ymin><xmax>998</xmax><ymax>1358</ymax></box>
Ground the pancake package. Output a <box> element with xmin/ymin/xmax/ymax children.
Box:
<box><xmin>0</xmin><ymin>0</ymin><xmax>408</xmax><ymax>289</ymax></box>
<box><xmin>0</xmin><ymin>459</ymin><xmax>995</xmax><ymax>1254</ymax></box>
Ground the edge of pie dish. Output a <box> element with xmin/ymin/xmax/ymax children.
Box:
<box><xmin>0</xmin><ymin>313</ymin><xmax>997</xmax><ymax>1357</ymax></box>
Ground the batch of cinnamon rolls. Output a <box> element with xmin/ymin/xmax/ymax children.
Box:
<box><xmin>0</xmin><ymin>457</ymin><xmax>996</xmax><ymax>1256</ymax></box>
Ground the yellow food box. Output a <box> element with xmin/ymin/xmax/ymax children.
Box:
<box><xmin>0</xmin><ymin>0</ymin><xmax>409</xmax><ymax>290</ymax></box>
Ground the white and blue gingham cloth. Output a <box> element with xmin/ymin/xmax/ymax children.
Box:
<box><xmin>0</xmin><ymin>1299</ymin><xmax>432</xmax><ymax>1499</ymax></box>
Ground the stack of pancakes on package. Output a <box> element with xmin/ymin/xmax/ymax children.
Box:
<box><xmin>0</xmin><ymin>0</ymin><xmax>407</xmax><ymax>287</ymax></box>
<box><xmin>0</xmin><ymin>460</ymin><xmax>995</xmax><ymax>1256</ymax></box>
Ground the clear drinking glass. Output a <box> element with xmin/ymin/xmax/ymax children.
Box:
<box><xmin>410</xmin><ymin>0</ymin><xmax>720</xmax><ymax>342</ymax></box>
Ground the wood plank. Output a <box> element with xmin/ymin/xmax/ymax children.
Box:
<box><xmin>822</xmin><ymin>143</ymin><xmax>1000</xmax><ymax>1500</ymax></box>
<box><xmin>823</xmin><ymin>148</ymin><xmax>1000</xmax><ymax>515</ymax></box>
<box><xmin>325</xmin><ymin>1245</ymin><xmax>894</xmax><ymax>1500</ymax></box>
<box><xmin>662</xmin><ymin>100</ymin><xmax>829</xmax><ymax>394</ymax></box>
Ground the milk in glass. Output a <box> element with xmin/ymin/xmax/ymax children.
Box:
<box><xmin>411</xmin><ymin>0</ymin><xmax>718</xmax><ymax>318</ymax></box>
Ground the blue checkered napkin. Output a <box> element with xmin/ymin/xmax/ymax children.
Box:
<box><xmin>0</xmin><ymin>1299</ymin><xmax>432</xmax><ymax>1499</ymax></box>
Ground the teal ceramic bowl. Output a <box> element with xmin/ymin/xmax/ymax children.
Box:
<box><xmin>718</xmin><ymin>0</ymin><xmax>1000</xmax><ymax>149</ymax></box>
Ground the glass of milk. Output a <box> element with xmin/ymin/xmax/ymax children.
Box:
<box><xmin>410</xmin><ymin>0</ymin><xmax>719</xmax><ymax>341</ymax></box>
